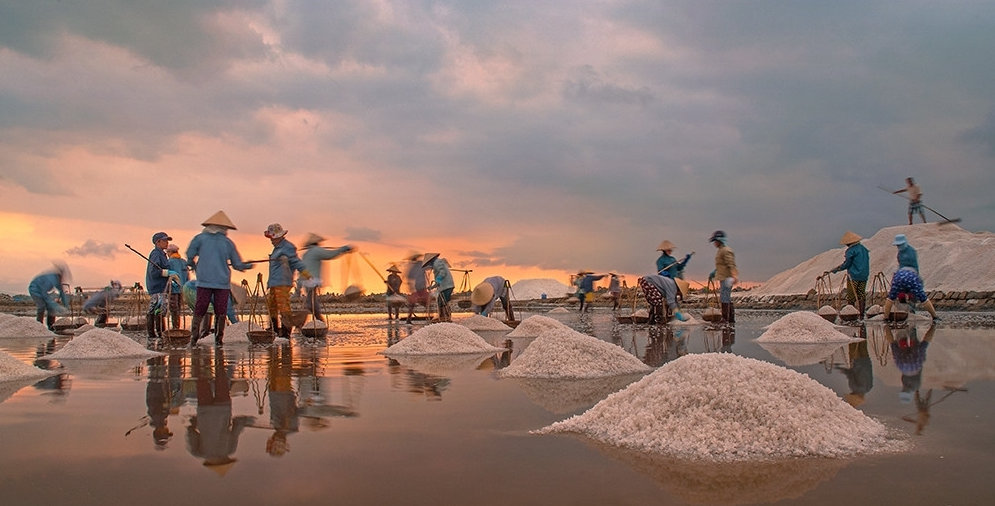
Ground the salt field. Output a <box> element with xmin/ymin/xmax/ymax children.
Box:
<box><xmin>1</xmin><ymin>309</ymin><xmax>994</xmax><ymax>506</ymax></box>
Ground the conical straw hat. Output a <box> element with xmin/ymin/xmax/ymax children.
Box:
<box><xmin>471</xmin><ymin>282</ymin><xmax>495</xmax><ymax>305</ymax></box>
<box><xmin>202</xmin><ymin>211</ymin><xmax>236</xmax><ymax>230</ymax></box>
<box><xmin>657</xmin><ymin>240</ymin><xmax>676</xmax><ymax>251</ymax></box>
<box><xmin>839</xmin><ymin>231</ymin><xmax>861</xmax><ymax>245</ymax></box>
<box><xmin>303</xmin><ymin>232</ymin><xmax>324</xmax><ymax>246</ymax></box>
<box><xmin>675</xmin><ymin>278</ymin><xmax>690</xmax><ymax>299</ymax></box>
<box><xmin>386</xmin><ymin>264</ymin><xmax>401</xmax><ymax>273</ymax></box>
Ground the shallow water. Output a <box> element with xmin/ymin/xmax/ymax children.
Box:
<box><xmin>1</xmin><ymin>310</ymin><xmax>993</xmax><ymax>506</ymax></box>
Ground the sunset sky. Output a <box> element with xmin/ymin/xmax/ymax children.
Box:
<box><xmin>1</xmin><ymin>1</ymin><xmax>993</xmax><ymax>295</ymax></box>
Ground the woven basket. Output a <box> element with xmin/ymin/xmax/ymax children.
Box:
<box><xmin>163</xmin><ymin>329</ymin><xmax>191</xmax><ymax>346</ymax></box>
<box><xmin>247</xmin><ymin>330</ymin><xmax>276</xmax><ymax>345</ymax></box>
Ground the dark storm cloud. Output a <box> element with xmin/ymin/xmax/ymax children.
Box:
<box><xmin>65</xmin><ymin>239</ymin><xmax>120</xmax><ymax>259</ymax></box>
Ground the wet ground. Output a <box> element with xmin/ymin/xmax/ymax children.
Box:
<box><xmin>1</xmin><ymin>310</ymin><xmax>993</xmax><ymax>506</ymax></box>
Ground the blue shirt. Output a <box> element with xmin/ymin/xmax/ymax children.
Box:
<box><xmin>897</xmin><ymin>244</ymin><xmax>919</xmax><ymax>272</ymax></box>
<box><xmin>187</xmin><ymin>230</ymin><xmax>253</xmax><ymax>289</ymax></box>
<box><xmin>832</xmin><ymin>242</ymin><xmax>870</xmax><ymax>282</ymax></box>
<box><xmin>268</xmin><ymin>238</ymin><xmax>307</xmax><ymax>288</ymax></box>
<box><xmin>146</xmin><ymin>247</ymin><xmax>170</xmax><ymax>295</ymax></box>
<box><xmin>28</xmin><ymin>272</ymin><xmax>69</xmax><ymax>306</ymax></box>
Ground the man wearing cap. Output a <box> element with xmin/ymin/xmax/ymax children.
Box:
<box><xmin>708</xmin><ymin>230</ymin><xmax>738</xmax><ymax>325</ymax></box>
<box><xmin>656</xmin><ymin>240</ymin><xmax>692</xmax><ymax>279</ymax></box>
<box><xmin>146</xmin><ymin>232</ymin><xmax>173</xmax><ymax>340</ymax></box>
<box><xmin>827</xmin><ymin>231</ymin><xmax>870</xmax><ymax>318</ymax></box>
<box><xmin>186</xmin><ymin>211</ymin><xmax>254</xmax><ymax>345</ymax></box>
<box><xmin>82</xmin><ymin>280</ymin><xmax>123</xmax><ymax>327</ymax></box>
<box><xmin>385</xmin><ymin>265</ymin><xmax>403</xmax><ymax>320</ymax></box>
<box><xmin>471</xmin><ymin>276</ymin><xmax>511</xmax><ymax>319</ymax></box>
<box><xmin>300</xmin><ymin>233</ymin><xmax>354</xmax><ymax>323</ymax></box>
<box><xmin>422</xmin><ymin>253</ymin><xmax>454</xmax><ymax>322</ymax></box>
<box><xmin>265</xmin><ymin>224</ymin><xmax>312</xmax><ymax>337</ymax></box>
<box><xmin>28</xmin><ymin>261</ymin><xmax>72</xmax><ymax>330</ymax></box>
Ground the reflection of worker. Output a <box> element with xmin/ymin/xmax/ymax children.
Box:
<box><xmin>423</xmin><ymin>253</ymin><xmax>454</xmax><ymax>322</ymax></box>
<box><xmin>267</xmin><ymin>344</ymin><xmax>299</xmax><ymax>457</ymax></box>
<box><xmin>187</xmin><ymin>211</ymin><xmax>254</xmax><ymax>346</ymax></box>
<box><xmin>893</xmin><ymin>177</ymin><xmax>926</xmax><ymax>225</ymax></box>
<box><xmin>28</xmin><ymin>261</ymin><xmax>71</xmax><ymax>330</ymax></box>
<box><xmin>385</xmin><ymin>265</ymin><xmax>404</xmax><ymax>320</ymax></box>
<box><xmin>186</xmin><ymin>347</ymin><xmax>254</xmax><ymax>475</ymax></box>
<box><xmin>708</xmin><ymin>230</ymin><xmax>738</xmax><ymax>325</ymax></box>
<box><xmin>885</xmin><ymin>324</ymin><xmax>935</xmax><ymax>404</ymax></box>
<box><xmin>638</xmin><ymin>274</ymin><xmax>688</xmax><ymax>323</ymax></box>
<box><xmin>828</xmin><ymin>231</ymin><xmax>870</xmax><ymax>318</ymax></box>
<box><xmin>405</xmin><ymin>253</ymin><xmax>430</xmax><ymax>324</ymax></box>
<box><xmin>470</xmin><ymin>276</ymin><xmax>510</xmax><ymax>318</ymax></box>
<box><xmin>656</xmin><ymin>240</ymin><xmax>691</xmax><ymax>279</ymax></box>
<box><xmin>835</xmin><ymin>329</ymin><xmax>874</xmax><ymax>408</ymax></box>
<box><xmin>300</xmin><ymin>233</ymin><xmax>353</xmax><ymax>323</ymax></box>
<box><xmin>265</xmin><ymin>223</ymin><xmax>311</xmax><ymax>337</ymax></box>
<box><xmin>81</xmin><ymin>280</ymin><xmax>123</xmax><ymax>327</ymax></box>
<box><xmin>145</xmin><ymin>354</ymin><xmax>184</xmax><ymax>449</ymax></box>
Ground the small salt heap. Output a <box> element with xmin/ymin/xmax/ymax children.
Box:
<box><xmin>499</xmin><ymin>327</ymin><xmax>651</xmax><ymax>379</ymax></box>
<box><xmin>506</xmin><ymin>315</ymin><xmax>567</xmax><ymax>338</ymax></box>
<box><xmin>47</xmin><ymin>328</ymin><xmax>163</xmax><ymax>359</ymax></box>
<box><xmin>458</xmin><ymin>314</ymin><xmax>512</xmax><ymax>331</ymax></box>
<box><xmin>381</xmin><ymin>323</ymin><xmax>506</xmax><ymax>355</ymax></box>
<box><xmin>218</xmin><ymin>321</ymin><xmax>267</xmax><ymax>343</ymax></box>
<box><xmin>537</xmin><ymin>353</ymin><xmax>897</xmax><ymax>460</ymax></box>
<box><xmin>817</xmin><ymin>305</ymin><xmax>839</xmax><ymax>322</ymax></box>
<box><xmin>0</xmin><ymin>316</ymin><xmax>57</xmax><ymax>338</ymax></box>
<box><xmin>0</xmin><ymin>350</ymin><xmax>57</xmax><ymax>382</ymax></box>
<box><xmin>511</xmin><ymin>278</ymin><xmax>573</xmax><ymax>300</ymax></box>
<box><xmin>757</xmin><ymin>311</ymin><xmax>861</xmax><ymax>343</ymax></box>
<box><xmin>632</xmin><ymin>309</ymin><xmax>649</xmax><ymax>318</ymax></box>
<box><xmin>865</xmin><ymin>304</ymin><xmax>884</xmax><ymax>317</ymax></box>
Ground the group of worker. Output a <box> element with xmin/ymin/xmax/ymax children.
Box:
<box><xmin>826</xmin><ymin>230</ymin><xmax>939</xmax><ymax>322</ymax></box>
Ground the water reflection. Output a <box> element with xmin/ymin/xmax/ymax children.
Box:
<box><xmin>186</xmin><ymin>347</ymin><xmax>254</xmax><ymax>475</ymax></box>
<box><xmin>145</xmin><ymin>353</ymin><xmax>185</xmax><ymax>449</ymax></box>
<box><xmin>832</xmin><ymin>329</ymin><xmax>874</xmax><ymax>408</ymax></box>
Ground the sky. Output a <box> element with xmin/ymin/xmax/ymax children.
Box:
<box><xmin>1</xmin><ymin>1</ymin><xmax>994</xmax><ymax>295</ymax></box>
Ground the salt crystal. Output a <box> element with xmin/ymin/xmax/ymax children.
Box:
<box><xmin>457</xmin><ymin>314</ymin><xmax>512</xmax><ymax>331</ymax></box>
<box><xmin>499</xmin><ymin>327</ymin><xmax>651</xmax><ymax>379</ymax></box>
<box><xmin>757</xmin><ymin>311</ymin><xmax>860</xmax><ymax>344</ymax></box>
<box><xmin>380</xmin><ymin>322</ymin><xmax>506</xmax><ymax>355</ymax></box>
<box><xmin>510</xmin><ymin>278</ymin><xmax>573</xmax><ymax>300</ymax></box>
<box><xmin>47</xmin><ymin>328</ymin><xmax>163</xmax><ymax>359</ymax></box>
<box><xmin>506</xmin><ymin>315</ymin><xmax>568</xmax><ymax>338</ymax></box>
<box><xmin>0</xmin><ymin>316</ymin><xmax>57</xmax><ymax>338</ymax></box>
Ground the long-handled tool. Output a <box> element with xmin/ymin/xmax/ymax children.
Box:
<box><xmin>125</xmin><ymin>243</ymin><xmax>167</xmax><ymax>269</ymax></box>
<box><xmin>657</xmin><ymin>252</ymin><xmax>695</xmax><ymax>275</ymax></box>
<box><xmin>877</xmin><ymin>185</ymin><xmax>961</xmax><ymax>224</ymax></box>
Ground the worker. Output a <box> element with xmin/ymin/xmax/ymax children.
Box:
<box><xmin>893</xmin><ymin>177</ymin><xmax>927</xmax><ymax>225</ymax></box>
<box><xmin>422</xmin><ymin>253</ymin><xmax>454</xmax><ymax>322</ymax></box>
<box><xmin>299</xmin><ymin>233</ymin><xmax>353</xmax><ymax>323</ymax></box>
<box><xmin>893</xmin><ymin>234</ymin><xmax>919</xmax><ymax>272</ymax></box>
<box><xmin>637</xmin><ymin>274</ymin><xmax>689</xmax><ymax>323</ymax></box>
<box><xmin>607</xmin><ymin>272</ymin><xmax>622</xmax><ymax>311</ymax></box>
<box><xmin>146</xmin><ymin>232</ymin><xmax>173</xmax><ymax>340</ymax></box>
<box><xmin>656</xmin><ymin>240</ymin><xmax>692</xmax><ymax>279</ymax></box>
<box><xmin>404</xmin><ymin>253</ymin><xmax>430</xmax><ymax>323</ymax></box>
<box><xmin>708</xmin><ymin>230</ymin><xmax>738</xmax><ymax>325</ymax></box>
<box><xmin>827</xmin><ymin>231</ymin><xmax>870</xmax><ymax>318</ymax></box>
<box><xmin>883</xmin><ymin>267</ymin><xmax>940</xmax><ymax>321</ymax></box>
<box><xmin>574</xmin><ymin>271</ymin><xmax>606</xmax><ymax>312</ymax></box>
<box><xmin>166</xmin><ymin>244</ymin><xmax>190</xmax><ymax>329</ymax></box>
<box><xmin>264</xmin><ymin>223</ymin><xmax>312</xmax><ymax>337</ymax></box>
<box><xmin>470</xmin><ymin>276</ymin><xmax>511</xmax><ymax>319</ymax></box>
<box><xmin>28</xmin><ymin>261</ymin><xmax>72</xmax><ymax>330</ymax></box>
<box><xmin>186</xmin><ymin>210</ymin><xmax>254</xmax><ymax>346</ymax></box>
<box><xmin>385</xmin><ymin>265</ymin><xmax>404</xmax><ymax>320</ymax></box>
<box><xmin>82</xmin><ymin>280</ymin><xmax>123</xmax><ymax>327</ymax></box>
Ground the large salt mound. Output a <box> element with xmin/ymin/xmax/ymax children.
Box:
<box><xmin>511</xmin><ymin>278</ymin><xmax>573</xmax><ymax>300</ymax></box>
<box><xmin>757</xmin><ymin>311</ymin><xmax>862</xmax><ymax>344</ymax></box>
<box><xmin>457</xmin><ymin>314</ymin><xmax>512</xmax><ymax>331</ymax></box>
<box><xmin>380</xmin><ymin>323</ymin><xmax>506</xmax><ymax>355</ymax></box>
<box><xmin>0</xmin><ymin>350</ymin><xmax>58</xmax><ymax>382</ymax></box>
<box><xmin>0</xmin><ymin>313</ymin><xmax>17</xmax><ymax>323</ymax></box>
<box><xmin>506</xmin><ymin>315</ymin><xmax>567</xmax><ymax>338</ymax></box>
<box><xmin>538</xmin><ymin>353</ymin><xmax>896</xmax><ymax>460</ymax></box>
<box><xmin>754</xmin><ymin>224</ymin><xmax>995</xmax><ymax>295</ymax></box>
<box><xmin>47</xmin><ymin>328</ymin><xmax>163</xmax><ymax>359</ymax></box>
<box><xmin>0</xmin><ymin>316</ymin><xmax>57</xmax><ymax>338</ymax></box>
<box><xmin>499</xmin><ymin>327</ymin><xmax>652</xmax><ymax>379</ymax></box>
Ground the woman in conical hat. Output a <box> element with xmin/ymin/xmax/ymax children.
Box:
<box><xmin>828</xmin><ymin>230</ymin><xmax>870</xmax><ymax>318</ymax></box>
<box><xmin>299</xmin><ymin>232</ymin><xmax>354</xmax><ymax>323</ymax></box>
<box><xmin>186</xmin><ymin>211</ymin><xmax>254</xmax><ymax>345</ymax></box>
<box><xmin>202</xmin><ymin>210</ymin><xmax>237</xmax><ymax>230</ymax></box>
<box><xmin>656</xmin><ymin>239</ymin><xmax>691</xmax><ymax>279</ymax></box>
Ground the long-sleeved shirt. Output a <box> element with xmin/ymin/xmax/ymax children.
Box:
<box><xmin>301</xmin><ymin>245</ymin><xmax>350</xmax><ymax>284</ymax></box>
<box><xmin>146</xmin><ymin>247</ymin><xmax>170</xmax><ymax>295</ymax></box>
<box><xmin>168</xmin><ymin>256</ymin><xmax>190</xmax><ymax>294</ymax></box>
<box><xmin>656</xmin><ymin>253</ymin><xmax>689</xmax><ymax>278</ymax></box>
<box><xmin>267</xmin><ymin>238</ymin><xmax>307</xmax><ymax>288</ymax></box>
<box><xmin>713</xmin><ymin>245</ymin><xmax>738</xmax><ymax>280</ymax></box>
<box><xmin>832</xmin><ymin>242</ymin><xmax>870</xmax><ymax>282</ymax></box>
<box><xmin>428</xmin><ymin>259</ymin><xmax>454</xmax><ymax>291</ymax></box>
<box><xmin>186</xmin><ymin>230</ymin><xmax>253</xmax><ymax>289</ymax></box>
<box><xmin>577</xmin><ymin>274</ymin><xmax>606</xmax><ymax>294</ymax></box>
<box><xmin>897</xmin><ymin>244</ymin><xmax>919</xmax><ymax>272</ymax></box>
<box><xmin>473</xmin><ymin>276</ymin><xmax>507</xmax><ymax>316</ymax></box>
<box><xmin>28</xmin><ymin>272</ymin><xmax>69</xmax><ymax>306</ymax></box>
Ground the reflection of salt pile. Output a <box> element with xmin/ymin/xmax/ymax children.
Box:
<box><xmin>222</xmin><ymin>321</ymin><xmax>267</xmax><ymax>343</ymax></box>
<box><xmin>381</xmin><ymin>323</ymin><xmax>505</xmax><ymax>355</ymax></box>
<box><xmin>547</xmin><ymin>307</ymin><xmax>571</xmax><ymax>314</ymax></box>
<box><xmin>0</xmin><ymin>350</ymin><xmax>57</xmax><ymax>383</ymax></box>
<box><xmin>390</xmin><ymin>353</ymin><xmax>495</xmax><ymax>376</ymax></box>
<box><xmin>500</xmin><ymin>327</ymin><xmax>651</xmax><ymax>379</ymax></box>
<box><xmin>539</xmin><ymin>353</ymin><xmax>898</xmax><ymax>460</ymax></box>
<box><xmin>758</xmin><ymin>342</ymin><xmax>849</xmax><ymax>366</ymax></box>
<box><xmin>47</xmin><ymin>328</ymin><xmax>163</xmax><ymax>359</ymax></box>
<box><xmin>754</xmin><ymin>224</ymin><xmax>995</xmax><ymax>295</ymax></box>
<box><xmin>757</xmin><ymin>311</ymin><xmax>861</xmax><ymax>343</ymax></box>
<box><xmin>0</xmin><ymin>316</ymin><xmax>57</xmax><ymax>338</ymax></box>
<box><xmin>506</xmin><ymin>315</ymin><xmax>567</xmax><ymax>338</ymax></box>
<box><xmin>511</xmin><ymin>278</ymin><xmax>573</xmax><ymax>300</ymax></box>
<box><xmin>457</xmin><ymin>314</ymin><xmax>512</xmax><ymax>331</ymax></box>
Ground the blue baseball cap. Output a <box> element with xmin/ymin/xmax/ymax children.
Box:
<box><xmin>152</xmin><ymin>232</ymin><xmax>172</xmax><ymax>243</ymax></box>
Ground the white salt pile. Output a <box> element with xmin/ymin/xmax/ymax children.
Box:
<box><xmin>0</xmin><ymin>350</ymin><xmax>57</xmax><ymax>382</ymax></box>
<box><xmin>537</xmin><ymin>353</ymin><xmax>899</xmax><ymax>460</ymax></box>
<box><xmin>511</xmin><ymin>278</ymin><xmax>573</xmax><ymax>300</ymax></box>
<box><xmin>506</xmin><ymin>315</ymin><xmax>568</xmax><ymax>338</ymax></box>
<box><xmin>380</xmin><ymin>323</ymin><xmax>506</xmax><ymax>355</ymax></box>
<box><xmin>47</xmin><ymin>328</ymin><xmax>163</xmax><ymax>359</ymax></box>
<box><xmin>754</xmin><ymin>224</ymin><xmax>995</xmax><ymax>295</ymax></box>
<box><xmin>547</xmin><ymin>307</ymin><xmax>571</xmax><ymax>314</ymax></box>
<box><xmin>757</xmin><ymin>311</ymin><xmax>861</xmax><ymax>344</ymax></box>
<box><xmin>0</xmin><ymin>316</ymin><xmax>57</xmax><ymax>338</ymax></box>
<box><xmin>499</xmin><ymin>327</ymin><xmax>651</xmax><ymax>379</ymax></box>
<box><xmin>866</xmin><ymin>304</ymin><xmax>884</xmax><ymax>317</ymax></box>
<box><xmin>457</xmin><ymin>314</ymin><xmax>512</xmax><ymax>331</ymax></box>
<box><xmin>817</xmin><ymin>305</ymin><xmax>839</xmax><ymax>319</ymax></box>
<box><xmin>213</xmin><ymin>321</ymin><xmax>266</xmax><ymax>343</ymax></box>
<box><xmin>0</xmin><ymin>313</ymin><xmax>17</xmax><ymax>323</ymax></box>
<box><xmin>633</xmin><ymin>309</ymin><xmax>649</xmax><ymax>318</ymax></box>
<box><xmin>72</xmin><ymin>324</ymin><xmax>97</xmax><ymax>334</ymax></box>
<box><xmin>840</xmin><ymin>305</ymin><xmax>860</xmax><ymax>317</ymax></box>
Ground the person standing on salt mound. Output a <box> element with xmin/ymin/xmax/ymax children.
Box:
<box><xmin>827</xmin><ymin>231</ymin><xmax>870</xmax><ymax>319</ymax></box>
<box><xmin>893</xmin><ymin>177</ymin><xmax>927</xmax><ymax>225</ymax></box>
